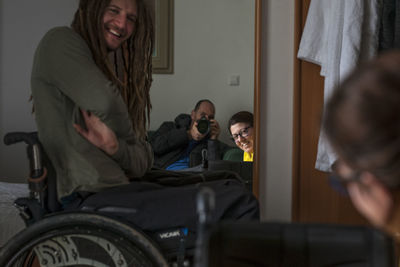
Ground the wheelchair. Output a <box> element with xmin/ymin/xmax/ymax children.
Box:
<box><xmin>0</xmin><ymin>132</ymin><xmax>221</xmax><ymax>267</ymax></box>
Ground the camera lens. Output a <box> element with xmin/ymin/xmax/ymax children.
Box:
<box><xmin>197</xmin><ymin>117</ymin><xmax>210</xmax><ymax>135</ymax></box>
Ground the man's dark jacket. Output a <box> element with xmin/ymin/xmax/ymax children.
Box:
<box><xmin>149</xmin><ymin>114</ymin><xmax>232</xmax><ymax>169</ymax></box>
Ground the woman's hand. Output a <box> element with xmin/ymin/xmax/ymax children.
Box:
<box><xmin>73</xmin><ymin>109</ymin><xmax>119</xmax><ymax>155</ymax></box>
<box><xmin>347</xmin><ymin>172</ymin><xmax>393</xmax><ymax>227</ymax></box>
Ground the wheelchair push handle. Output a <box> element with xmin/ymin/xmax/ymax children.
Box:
<box><xmin>4</xmin><ymin>132</ymin><xmax>39</xmax><ymax>146</ymax></box>
<box><xmin>4</xmin><ymin>132</ymin><xmax>43</xmax><ymax>178</ymax></box>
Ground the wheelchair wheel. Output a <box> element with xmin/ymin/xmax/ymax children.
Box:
<box><xmin>0</xmin><ymin>212</ymin><xmax>169</xmax><ymax>267</ymax></box>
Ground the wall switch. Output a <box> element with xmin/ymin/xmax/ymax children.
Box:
<box><xmin>229</xmin><ymin>75</ymin><xmax>240</xmax><ymax>86</ymax></box>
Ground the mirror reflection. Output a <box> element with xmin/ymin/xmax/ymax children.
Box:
<box><xmin>150</xmin><ymin>0</ymin><xmax>255</xmax><ymax>146</ymax></box>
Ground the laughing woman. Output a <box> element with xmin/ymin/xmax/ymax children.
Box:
<box><xmin>228</xmin><ymin>111</ymin><xmax>254</xmax><ymax>162</ymax></box>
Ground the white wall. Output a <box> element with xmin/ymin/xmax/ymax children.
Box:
<box><xmin>259</xmin><ymin>0</ymin><xmax>294</xmax><ymax>221</ymax></box>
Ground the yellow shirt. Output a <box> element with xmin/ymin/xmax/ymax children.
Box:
<box><xmin>243</xmin><ymin>152</ymin><xmax>253</xmax><ymax>162</ymax></box>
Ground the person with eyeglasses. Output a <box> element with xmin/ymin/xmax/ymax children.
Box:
<box><xmin>323</xmin><ymin>50</ymin><xmax>400</xmax><ymax>242</ymax></box>
<box><xmin>228</xmin><ymin>111</ymin><xmax>254</xmax><ymax>162</ymax></box>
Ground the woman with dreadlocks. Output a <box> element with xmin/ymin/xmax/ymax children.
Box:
<box><xmin>31</xmin><ymin>0</ymin><xmax>154</xmax><ymax>206</ymax></box>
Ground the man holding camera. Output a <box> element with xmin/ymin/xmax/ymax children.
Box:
<box><xmin>150</xmin><ymin>99</ymin><xmax>232</xmax><ymax>170</ymax></box>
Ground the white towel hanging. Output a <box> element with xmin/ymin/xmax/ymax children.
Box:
<box><xmin>297</xmin><ymin>0</ymin><xmax>381</xmax><ymax>172</ymax></box>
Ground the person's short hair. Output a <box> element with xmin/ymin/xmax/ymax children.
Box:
<box><xmin>323</xmin><ymin>50</ymin><xmax>400</xmax><ymax>188</ymax></box>
<box><xmin>194</xmin><ymin>99</ymin><xmax>215</xmax><ymax>112</ymax></box>
<box><xmin>228</xmin><ymin>111</ymin><xmax>254</xmax><ymax>135</ymax></box>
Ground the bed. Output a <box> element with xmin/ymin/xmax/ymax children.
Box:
<box><xmin>0</xmin><ymin>182</ymin><xmax>28</xmax><ymax>247</ymax></box>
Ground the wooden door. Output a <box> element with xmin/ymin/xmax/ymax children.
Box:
<box><xmin>292</xmin><ymin>0</ymin><xmax>367</xmax><ymax>225</ymax></box>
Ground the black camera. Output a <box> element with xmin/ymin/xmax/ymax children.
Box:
<box><xmin>196</xmin><ymin>116</ymin><xmax>210</xmax><ymax>135</ymax></box>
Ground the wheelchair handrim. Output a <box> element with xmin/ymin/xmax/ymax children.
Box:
<box><xmin>0</xmin><ymin>212</ymin><xmax>169</xmax><ymax>267</ymax></box>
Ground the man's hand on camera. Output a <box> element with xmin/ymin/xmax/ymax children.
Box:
<box><xmin>188</xmin><ymin>121</ymin><xmax>207</xmax><ymax>141</ymax></box>
<box><xmin>209</xmin><ymin>119</ymin><xmax>220</xmax><ymax>140</ymax></box>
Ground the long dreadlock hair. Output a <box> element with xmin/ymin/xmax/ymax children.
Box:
<box><xmin>71</xmin><ymin>0</ymin><xmax>154</xmax><ymax>140</ymax></box>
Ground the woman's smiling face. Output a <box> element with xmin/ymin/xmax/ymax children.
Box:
<box><xmin>230</xmin><ymin>122</ymin><xmax>254</xmax><ymax>153</ymax></box>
